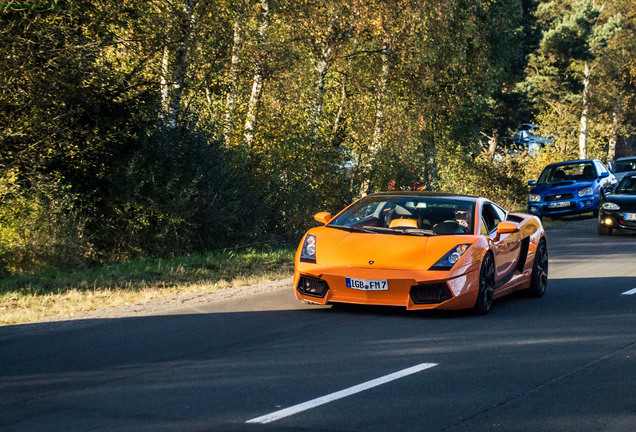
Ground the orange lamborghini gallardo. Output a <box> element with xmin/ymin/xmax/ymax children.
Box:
<box><xmin>294</xmin><ymin>192</ymin><xmax>548</xmax><ymax>314</ymax></box>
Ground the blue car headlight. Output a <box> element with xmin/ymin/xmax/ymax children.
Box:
<box><xmin>577</xmin><ymin>187</ymin><xmax>593</xmax><ymax>198</ymax></box>
<box><xmin>528</xmin><ymin>194</ymin><xmax>541</xmax><ymax>202</ymax></box>
<box><xmin>300</xmin><ymin>234</ymin><xmax>317</xmax><ymax>263</ymax></box>
<box><xmin>429</xmin><ymin>244</ymin><xmax>472</xmax><ymax>271</ymax></box>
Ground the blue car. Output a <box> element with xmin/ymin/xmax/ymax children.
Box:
<box><xmin>527</xmin><ymin>159</ymin><xmax>617</xmax><ymax>218</ymax></box>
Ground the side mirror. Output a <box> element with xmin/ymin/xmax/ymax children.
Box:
<box><xmin>497</xmin><ymin>221</ymin><xmax>520</xmax><ymax>235</ymax></box>
<box><xmin>600</xmin><ymin>172</ymin><xmax>609</xmax><ymax>178</ymax></box>
<box><xmin>314</xmin><ymin>212</ymin><xmax>331</xmax><ymax>225</ymax></box>
<box><xmin>528</xmin><ymin>180</ymin><xmax>537</xmax><ymax>186</ymax></box>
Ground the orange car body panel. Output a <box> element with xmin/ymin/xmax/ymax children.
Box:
<box><xmin>294</xmin><ymin>194</ymin><xmax>546</xmax><ymax>311</ymax></box>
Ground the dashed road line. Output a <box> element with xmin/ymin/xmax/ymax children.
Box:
<box><xmin>246</xmin><ymin>362</ymin><xmax>438</xmax><ymax>424</ymax></box>
<box><xmin>621</xmin><ymin>288</ymin><xmax>636</xmax><ymax>296</ymax></box>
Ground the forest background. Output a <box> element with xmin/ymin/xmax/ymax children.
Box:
<box><xmin>1</xmin><ymin>0</ymin><xmax>635</xmax><ymax>274</ymax></box>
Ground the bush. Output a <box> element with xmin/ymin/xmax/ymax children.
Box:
<box><xmin>0</xmin><ymin>176</ymin><xmax>95</xmax><ymax>273</ymax></box>
<box><xmin>435</xmin><ymin>144</ymin><xmax>566</xmax><ymax>210</ymax></box>
<box><xmin>110</xmin><ymin>124</ymin><xmax>259</xmax><ymax>258</ymax></box>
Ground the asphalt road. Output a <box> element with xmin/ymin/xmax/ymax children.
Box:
<box><xmin>1</xmin><ymin>217</ymin><xmax>636</xmax><ymax>432</ymax></box>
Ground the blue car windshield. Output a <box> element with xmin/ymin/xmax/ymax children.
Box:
<box><xmin>328</xmin><ymin>196</ymin><xmax>476</xmax><ymax>235</ymax></box>
<box><xmin>616</xmin><ymin>175</ymin><xmax>636</xmax><ymax>195</ymax></box>
<box><xmin>538</xmin><ymin>162</ymin><xmax>596</xmax><ymax>184</ymax></box>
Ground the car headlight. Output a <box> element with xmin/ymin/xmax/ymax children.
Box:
<box><xmin>429</xmin><ymin>244</ymin><xmax>472</xmax><ymax>271</ymax></box>
<box><xmin>528</xmin><ymin>194</ymin><xmax>541</xmax><ymax>202</ymax></box>
<box><xmin>300</xmin><ymin>234</ymin><xmax>317</xmax><ymax>263</ymax></box>
<box><xmin>577</xmin><ymin>187</ymin><xmax>593</xmax><ymax>197</ymax></box>
<box><xmin>602</xmin><ymin>202</ymin><xmax>620</xmax><ymax>211</ymax></box>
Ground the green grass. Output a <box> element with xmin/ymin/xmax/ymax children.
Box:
<box><xmin>0</xmin><ymin>245</ymin><xmax>296</xmax><ymax>326</ymax></box>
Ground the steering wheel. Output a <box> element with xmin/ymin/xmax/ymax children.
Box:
<box><xmin>432</xmin><ymin>220</ymin><xmax>465</xmax><ymax>235</ymax></box>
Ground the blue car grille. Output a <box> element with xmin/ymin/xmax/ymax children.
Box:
<box><xmin>545</xmin><ymin>193</ymin><xmax>574</xmax><ymax>202</ymax></box>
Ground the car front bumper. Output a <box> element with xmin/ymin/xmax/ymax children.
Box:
<box><xmin>528</xmin><ymin>196</ymin><xmax>598</xmax><ymax>217</ymax></box>
<box><xmin>293</xmin><ymin>263</ymin><xmax>481</xmax><ymax>311</ymax></box>
<box><xmin>598</xmin><ymin>208</ymin><xmax>636</xmax><ymax>231</ymax></box>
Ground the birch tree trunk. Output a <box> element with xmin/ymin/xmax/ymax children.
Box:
<box><xmin>160</xmin><ymin>45</ymin><xmax>170</xmax><ymax>114</ymax></box>
<box><xmin>607</xmin><ymin>92</ymin><xmax>622</xmax><ymax>163</ymax></box>
<box><xmin>487</xmin><ymin>131</ymin><xmax>499</xmax><ymax>161</ymax></box>
<box><xmin>224</xmin><ymin>15</ymin><xmax>242</xmax><ymax>147</ymax></box>
<box><xmin>164</xmin><ymin>0</ymin><xmax>196</xmax><ymax>129</ymax></box>
<box><xmin>331</xmin><ymin>82</ymin><xmax>346</xmax><ymax>146</ymax></box>
<box><xmin>243</xmin><ymin>0</ymin><xmax>269</xmax><ymax>149</ymax></box>
<box><xmin>360</xmin><ymin>36</ymin><xmax>390</xmax><ymax>197</ymax></box>
<box><xmin>370</xmin><ymin>37</ymin><xmax>390</xmax><ymax>155</ymax></box>
<box><xmin>309</xmin><ymin>16</ymin><xmax>336</xmax><ymax>135</ymax></box>
<box><xmin>331</xmin><ymin>41</ymin><xmax>356</xmax><ymax>147</ymax></box>
<box><xmin>578</xmin><ymin>61</ymin><xmax>591</xmax><ymax>159</ymax></box>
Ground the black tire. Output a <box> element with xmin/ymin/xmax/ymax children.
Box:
<box><xmin>528</xmin><ymin>239</ymin><xmax>548</xmax><ymax>298</ymax></box>
<box><xmin>474</xmin><ymin>253</ymin><xmax>495</xmax><ymax>315</ymax></box>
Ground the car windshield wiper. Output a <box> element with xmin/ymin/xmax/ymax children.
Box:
<box><xmin>330</xmin><ymin>225</ymin><xmax>434</xmax><ymax>236</ymax></box>
<box><xmin>360</xmin><ymin>226</ymin><xmax>434</xmax><ymax>236</ymax></box>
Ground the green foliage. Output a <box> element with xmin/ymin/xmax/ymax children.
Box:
<box><xmin>1</xmin><ymin>0</ymin><xmax>635</xmax><ymax>276</ymax></box>
<box><xmin>0</xmin><ymin>177</ymin><xmax>94</xmax><ymax>273</ymax></box>
<box><xmin>253</xmin><ymin>132</ymin><xmax>357</xmax><ymax>239</ymax></box>
<box><xmin>116</xmin><ymin>124</ymin><xmax>261</xmax><ymax>257</ymax></box>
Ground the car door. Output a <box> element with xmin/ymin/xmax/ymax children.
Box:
<box><xmin>594</xmin><ymin>160</ymin><xmax>616</xmax><ymax>188</ymax></box>
<box><xmin>482</xmin><ymin>202</ymin><xmax>521</xmax><ymax>286</ymax></box>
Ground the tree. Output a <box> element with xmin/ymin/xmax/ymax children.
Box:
<box><xmin>522</xmin><ymin>0</ymin><xmax>622</xmax><ymax>159</ymax></box>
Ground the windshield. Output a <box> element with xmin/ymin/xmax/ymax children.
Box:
<box><xmin>613</xmin><ymin>159</ymin><xmax>636</xmax><ymax>173</ymax></box>
<box><xmin>616</xmin><ymin>175</ymin><xmax>636</xmax><ymax>195</ymax></box>
<box><xmin>328</xmin><ymin>196</ymin><xmax>475</xmax><ymax>236</ymax></box>
<box><xmin>538</xmin><ymin>162</ymin><xmax>596</xmax><ymax>184</ymax></box>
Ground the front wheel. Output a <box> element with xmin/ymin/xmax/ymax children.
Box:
<box><xmin>474</xmin><ymin>253</ymin><xmax>495</xmax><ymax>315</ymax></box>
<box><xmin>597</xmin><ymin>221</ymin><xmax>612</xmax><ymax>235</ymax></box>
<box><xmin>528</xmin><ymin>239</ymin><xmax>548</xmax><ymax>298</ymax></box>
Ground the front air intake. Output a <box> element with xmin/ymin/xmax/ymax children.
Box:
<box><xmin>410</xmin><ymin>283</ymin><xmax>453</xmax><ymax>304</ymax></box>
<box><xmin>297</xmin><ymin>276</ymin><xmax>330</xmax><ymax>298</ymax></box>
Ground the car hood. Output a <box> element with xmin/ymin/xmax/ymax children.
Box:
<box><xmin>309</xmin><ymin>226</ymin><xmax>478</xmax><ymax>271</ymax></box>
<box><xmin>604</xmin><ymin>194</ymin><xmax>636</xmax><ymax>206</ymax></box>
<box><xmin>531</xmin><ymin>180</ymin><xmax>595</xmax><ymax>195</ymax></box>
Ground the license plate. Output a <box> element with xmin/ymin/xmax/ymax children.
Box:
<box><xmin>548</xmin><ymin>201</ymin><xmax>570</xmax><ymax>208</ymax></box>
<box><xmin>345</xmin><ymin>277</ymin><xmax>388</xmax><ymax>291</ymax></box>
<box><xmin>625</xmin><ymin>213</ymin><xmax>636</xmax><ymax>221</ymax></box>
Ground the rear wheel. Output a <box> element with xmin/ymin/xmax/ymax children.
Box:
<box><xmin>528</xmin><ymin>239</ymin><xmax>548</xmax><ymax>298</ymax></box>
<box><xmin>474</xmin><ymin>253</ymin><xmax>495</xmax><ymax>315</ymax></box>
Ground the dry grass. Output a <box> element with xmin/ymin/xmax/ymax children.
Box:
<box><xmin>0</xmin><ymin>246</ymin><xmax>295</xmax><ymax>325</ymax></box>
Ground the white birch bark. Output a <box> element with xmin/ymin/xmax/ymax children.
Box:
<box><xmin>165</xmin><ymin>0</ymin><xmax>196</xmax><ymax>129</ymax></box>
<box><xmin>370</xmin><ymin>37</ymin><xmax>390</xmax><ymax>155</ymax></box>
<box><xmin>244</xmin><ymin>0</ymin><xmax>269</xmax><ymax>149</ymax></box>
<box><xmin>309</xmin><ymin>16</ymin><xmax>336</xmax><ymax>135</ymax></box>
<box><xmin>331</xmin><ymin>83</ymin><xmax>346</xmax><ymax>145</ymax></box>
<box><xmin>360</xmin><ymin>36</ymin><xmax>390</xmax><ymax>197</ymax></box>
<box><xmin>224</xmin><ymin>16</ymin><xmax>242</xmax><ymax>146</ymax></box>
<box><xmin>160</xmin><ymin>45</ymin><xmax>170</xmax><ymax>114</ymax></box>
<box><xmin>607</xmin><ymin>92</ymin><xmax>622</xmax><ymax>163</ymax></box>
<box><xmin>487</xmin><ymin>132</ymin><xmax>498</xmax><ymax>161</ymax></box>
<box><xmin>578</xmin><ymin>61</ymin><xmax>591</xmax><ymax>159</ymax></box>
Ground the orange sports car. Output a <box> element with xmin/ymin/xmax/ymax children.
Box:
<box><xmin>294</xmin><ymin>192</ymin><xmax>548</xmax><ymax>314</ymax></box>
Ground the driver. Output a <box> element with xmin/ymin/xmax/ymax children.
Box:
<box><xmin>455</xmin><ymin>207</ymin><xmax>470</xmax><ymax>230</ymax></box>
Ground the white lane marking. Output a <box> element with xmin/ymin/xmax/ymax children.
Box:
<box><xmin>247</xmin><ymin>362</ymin><xmax>438</xmax><ymax>424</ymax></box>
<box><xmin>621</xmin><ymin>288</ymin><xmax>636</xmax><ymax>295</ymax></box>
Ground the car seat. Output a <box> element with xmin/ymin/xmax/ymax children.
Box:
<box><xmin>553</xmin><ymin>169</ymin><xmax>566</xmax><ymax>181</ymax></box>
<box><xmin>582</xmin><ymin>165</ymin><xmax>595</xmax><ymax>179</ymax></box>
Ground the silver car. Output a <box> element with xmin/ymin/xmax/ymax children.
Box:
<box><xmin>610</xmin><ymin>156</ymin><xmax>636</xmax><ymax>182</ymax></box>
